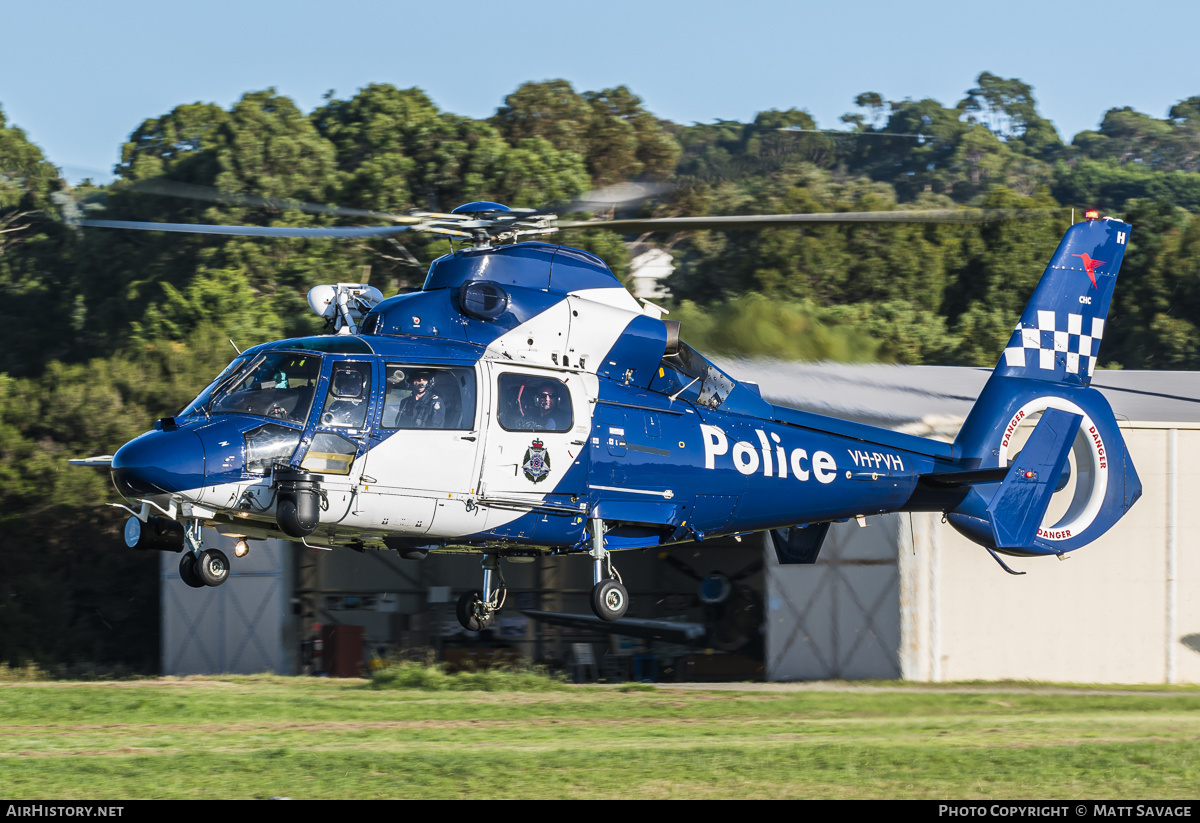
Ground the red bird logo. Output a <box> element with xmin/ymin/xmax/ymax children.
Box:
<box><xmin>1073</xmin><ymin>253</ymin><xmax>1105</xmax><ymax>288</ymax></box>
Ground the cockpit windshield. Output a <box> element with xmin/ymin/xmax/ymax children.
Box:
<box><xmin>206</xmin><ymin>352</ymin><xmax>323</xmax><ymax>424</ymax></box>
<box><xmin>179</xmin><ymin>354</ymin><xmax>251</xmax><ymax>418</ymax></box>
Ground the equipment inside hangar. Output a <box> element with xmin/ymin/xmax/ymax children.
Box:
<box><xmin>162</xmin><ymin>530</ymin><xmax>765</xmax><ymax>681</ymax></box>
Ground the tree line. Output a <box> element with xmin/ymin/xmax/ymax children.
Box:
<box><xmin>3</xmin><ymin>73</ymin><xmax>1200</xmax><ymax>670</ymax></box>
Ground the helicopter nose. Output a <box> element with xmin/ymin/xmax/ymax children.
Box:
<box><xmin>111</xmin><ymin>428</ymin><xmax>206</xmax><ymax>499</ymax></box>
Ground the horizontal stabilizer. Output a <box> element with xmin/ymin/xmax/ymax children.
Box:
<box><xmin>918</xmin><ymin>466</ymin><xmax>1010</xmax><ymax>488</ymax></box>
<box><xmin>987</xmin><ymin>408</ymin><xmax>1081</xmax><ymax>548</ymax></box>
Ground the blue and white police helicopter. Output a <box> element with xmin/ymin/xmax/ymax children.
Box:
<box><xmin>72</xmin><ymin>199</ymin><xmax>1142</xmax><ymax>632</ymax></box>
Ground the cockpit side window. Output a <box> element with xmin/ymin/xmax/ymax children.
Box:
<box><xmin>209</xmin><ymin>352</ymin><xmax>322</xmax><ymax>424</ymax></box>
<box><xmin>497</xmin><ymin>373</ymin><xmax>573</xmax><ymax>432</ymax></box>
<box><xmin>319</xmin><ymin>362</ymin><xmax>372</xmax><ymax>429</ymax></box>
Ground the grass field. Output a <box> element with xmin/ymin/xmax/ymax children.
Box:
<box><xmin>2</xmin><ymin>675</ymin><xmax>1199</xmax><ymax>799</ymax></box>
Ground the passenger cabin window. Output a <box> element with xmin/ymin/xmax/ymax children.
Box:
<box><xmin>381</xmin><ymin>365</ymin><xmax>476</xmax><ymax>430</ymax></box>
<box><xmin>319</xmin><ymin>362</ymin><xmax>372</xmax><ymax>429</ymax></box>
<box><xmin>497</xmin><ymin>374</ymin><xmax>573</xmax><ymax>432</ymax></box>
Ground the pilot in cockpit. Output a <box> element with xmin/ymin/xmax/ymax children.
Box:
<box><xmin>253</xmin><ymin>363</ymin><xmax>288</xmax><ymax>391</ymax></box>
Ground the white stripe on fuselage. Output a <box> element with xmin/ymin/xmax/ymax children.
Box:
<box><xmin>485</xmin><ymin>289</ymin><xmax>642</xmax><ymax>372</ymax></box>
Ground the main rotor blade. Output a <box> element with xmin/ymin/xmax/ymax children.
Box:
<box><xmin>555</xmin><ymin>181</ymin><xmax>672</xmax><ymax>213</ymax></box>
<box><xmin>122</xmin><ymin>178</ymin><xmax>414</xmax><ymax>223</ymax></box>
<box><xmin>79</xmin><ymin>219</ymin><xmax>415</xmax><ymax>238</ymax></box>
<box><xmin>560</xmin><ymin>208</ymin><xmax>1056</xmax><ymax>232</ymax></box>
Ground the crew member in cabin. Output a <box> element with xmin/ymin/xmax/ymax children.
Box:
<box><xmin>395</xmin><ymin>369</ymin><xmax>445</xmax><ymax>429</ymax></box>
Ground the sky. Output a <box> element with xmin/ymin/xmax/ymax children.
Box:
<box><xmin>5</xmin><ymin>0</ymin><xmax>1200</xmax><ymax>184</ymax></box>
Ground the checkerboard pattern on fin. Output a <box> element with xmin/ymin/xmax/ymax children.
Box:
<box><xmin>1003</xmin><ymin>310</ymin><xmax>1105</xmax><ymax>377</ymax></box>
<box><xmin>993</xmin><ymin>218</ymin><xmax>1129</xmax><ymax>387</ymax></box>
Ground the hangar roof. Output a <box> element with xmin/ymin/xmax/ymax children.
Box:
<box><xmin>714</xmin><ymin>359</ymin><xmax>1200</xmax><ymax>435</ymax></box>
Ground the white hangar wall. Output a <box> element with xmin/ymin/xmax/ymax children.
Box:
<box><xmin>766</xmin><ymin>424</ymin><xmax>1200</xmax><ymax>684</ymax></box>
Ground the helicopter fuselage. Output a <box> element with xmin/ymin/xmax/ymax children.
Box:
<box><xmin>98</xmin><ymin>219</ymin><xmax>1147</xmax><ymax>622</ymax></box>
<box><xmin>110</xmin><ymin>329</ymin><xmax>956</xmax><ymax>556</ymax></box>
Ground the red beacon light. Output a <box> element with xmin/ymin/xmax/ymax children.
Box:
<box><xmin>1084</xmin><ymin>209</ymin><xmax>1100</xmax><ymax>221</ymax></box>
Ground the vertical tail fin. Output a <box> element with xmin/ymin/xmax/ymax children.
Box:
<box><xmin>998</xmin><ymin>217</ymin><xmax>1130</xmax><ymax>385</ymax></box>
<box><xmin>946</xmin><ymin>216</ymin><xmax>1141</xmax><ymax>556</ymax></box>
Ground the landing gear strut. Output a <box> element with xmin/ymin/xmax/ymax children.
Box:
<box><xmin>177</xmin><ymin>518</ymin><xmax>231</xmax><ymax>588</ymax></box>
<box><xmin>589</xmin><ymin>518</ymin><xmax>628</xmax><ymax>621</ymax></box>
<box><xmin>456</xmin><ymin>554</ymin><xmax>506</xmax><ymax>632</ymax></box>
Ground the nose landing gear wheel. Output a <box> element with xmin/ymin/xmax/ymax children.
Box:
<box><xmin>196</xmin><ymin>548</ymin><xmax>230</xmax><ymax>587</ymax></box>
<box><xmin>591</xmin><ymin>580</ymin><xmax>629</xmax><ymax>621</ymax></box>
<box><xmin>456</xmin><ymin>589</ymin><xmax>493</xmax><ymax>632</ymax></box>
<box><xmin>179</xmin><ymin>553</ymin><xmax>206</xmax><ymax>589</ymax></box>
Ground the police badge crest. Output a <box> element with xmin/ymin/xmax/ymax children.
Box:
<box><xmin>522</xmin><ymin>439</ymin><xmax>551</xmax><ymax>483</ymax></box>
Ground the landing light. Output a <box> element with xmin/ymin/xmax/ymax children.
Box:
<box><xmin>234</xmin><ymin>539</ymin><xmax>250</xmax><ymax>558</ymax></box>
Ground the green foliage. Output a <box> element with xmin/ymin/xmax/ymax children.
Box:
<box><xmin>1053</xmin><ymin>158</ymin><xmax>1200</xmax><ymax>214</ymax></box>
<box><xmin>0</xmin><ymin>106</ymin><xmax>75</xmax><ymax>374</ymax></box>
<box><xmin>131</xmin><ymin>267</ymin><xmax>288</xmax><ymax>346</ymax></box>
<box><xmin>6</xmin><ymin>74</ymin><xmax>1200</xmax><ymax>673</ymax></box>
<box><xmin>0</xmin><ymin>324</ymin><xmax>239</xmax><ymax>672</ymax></box>
<box><xmin>675</xmin><ymin>109</ymin><xmax>834</xmax><ymax>182</ymax></box>
<box><xmin>315</xmin><ymin>84</ymin><xmax>511</xmax><ymax>212</ymax></box>
<box><xmin>492</xmin><ymin>80</ymin><xmax>680</xmax><ymax>186</ymax></box>
<box><xmin>1071</xmin><ymin>103</ymin><xmax>1200</xmax><ymax>172</ymax></box>
<box><xmin>833</xmin><ymin>74</ymin><xmax>1059</xmax><ymax>201</ymax></box>
<box><xmin>672</xmin><ymin>295</ymin><xmax>883</xmax><ymax>363</ymax></box>
<box><xmin>3</xmin><ymin>681</ymin><xmax>1200</xmax><ymax>798</ymax></box>
<box><xmin>368</xmin><ymin>659</ymin><xmax>569</xmax><ymax>692</ymax></box>
<box><xmin>1100</xmin><ymin>200</ymin><xmax>1200</xmax><ymax>368</ymax></box>
<box><xmin>0</xmin><ymin>661</ymin><xmax>48</xmax><ymax>682</ymax></box>
<box><xmin>958</xmin><ymin>72</ymin><xmax>1062</xmax><ymax>159</ymax></box>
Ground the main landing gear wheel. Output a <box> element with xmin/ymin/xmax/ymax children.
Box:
<box><xmin>178</xmin><ymin>553</ymin><xmax>205</xmax><ymax>588</ymax></box>
<box><xmin>591</xmin><ymin>580</ymin><xmax>629</xmax><ymax>621</ymax></box>
<box><xmin>197</xmin><ymin>548</ymin><xmax>230</xmax><ymax>587</ymax></box>
<box><xmin>456</xmin><ymin>589</ymin><xmax>492</xmax><ymax>632</ymax></box>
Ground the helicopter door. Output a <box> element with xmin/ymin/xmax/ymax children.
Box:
<box><xmin>477</xmin><ymin>364</ymin><xmax>593</xmax><ymax>507</ymax></box>
<box><xmin>356</xmin><ymin>363</ymin><xmax>486</xmax><ymax>537</ymax></box>
<box><xmin>295</xmin><ymin>358</ymin><xmax>378</xmax><ymax>491</ymax></box>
